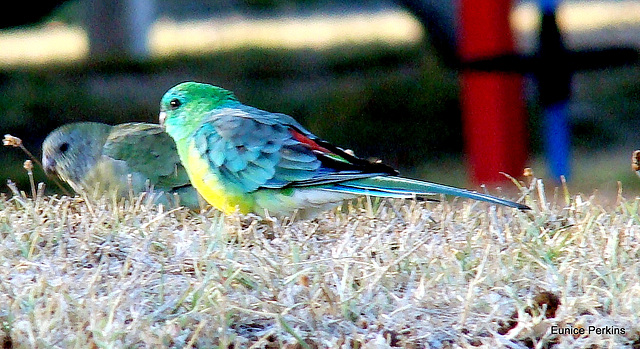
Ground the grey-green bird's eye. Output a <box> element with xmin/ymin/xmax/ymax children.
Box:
<box><xmin>59</xmin><ymin>142</ymin><xmax>69</xmax><ymax>153</ymax></box>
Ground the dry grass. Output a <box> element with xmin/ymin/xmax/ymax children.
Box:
<box><xmin>1</xmin><ymin>176</ymin><xmax>640</xmax><ymax>348</ymax></box>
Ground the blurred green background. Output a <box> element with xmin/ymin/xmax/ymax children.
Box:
<box><xmin>2</xmin><ymin>0</ymin><xmax>640</xmax><ymax>199</ymax></box>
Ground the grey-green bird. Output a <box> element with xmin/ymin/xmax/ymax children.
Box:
<box><xmin>42</xmin><ymin>121</ymin><xmax>202</xmax><ymax>209</ymax></box>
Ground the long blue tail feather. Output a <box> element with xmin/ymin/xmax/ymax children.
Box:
<box><xmin>323</xmin><ymin>176</ymin><xmax>529</xmax><ymax>210</ymax></box>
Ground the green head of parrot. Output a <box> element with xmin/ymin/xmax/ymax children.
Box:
<box><xmin>159</xmin><ymin>81</ymin><xmax>238</xmax><ymax>140</ymax></box>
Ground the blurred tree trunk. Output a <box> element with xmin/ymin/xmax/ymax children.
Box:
<box><xmin>85</xmin><ymin>0</ymin><xmax>156</xmax><ymax>61</ymax></box>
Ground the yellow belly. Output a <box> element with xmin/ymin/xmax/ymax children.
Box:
<box><xmin>181</xmin><ymin>142</ymin><xmax>353</xmax><ymax>218</ymax></box>
<box><xmin>184</xmin><ymin>144</ymin><xmax>252</xmax><ymax>214</ymax></box>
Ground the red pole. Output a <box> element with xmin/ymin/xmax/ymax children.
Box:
<box><xmin>458</xmin><ymin>0</ymin><xmax>528</xmax><ymax>184</ymax></box>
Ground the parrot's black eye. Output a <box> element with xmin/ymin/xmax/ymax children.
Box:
<box><xmin>59</xmin><ymin>142</ymin><xmax>69</xmax><ymax>153</ymax></box>
<box><xmin>169</xmin><ymin>98</ymin><xmax>182</xmax><ymax>110</ymax></box>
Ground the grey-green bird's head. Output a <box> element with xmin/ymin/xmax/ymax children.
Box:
<box><xmin>159</xmin><ymin>81</ymin><xmax>238</xmax><ymax>141</ymax></box>
<box><xmin>42</xmin><ymin>122</ymin><xmax>112</xmax><ymax>192</ymax></box>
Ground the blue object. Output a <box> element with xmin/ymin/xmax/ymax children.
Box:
<box><xmin>537</xmin><ymin>0</ymin><xmax>572</xmax><ymax>181</ymax></box>
<box><xmin>544</xmin><ymin>102</ymin><xmax>570</xmax><ymax>180</ymax></box>
<box><xmin>539</xmin><ymin>0</ymin><xmax>560</xmax><ymax>13</ymax></box>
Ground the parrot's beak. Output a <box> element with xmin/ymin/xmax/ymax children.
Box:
<box><xmin>42</xmin><ymin>156</ymin><xmax>56</xmax><ymax>176</ymax></box>
<box><xmin>633</xmin><ymin>150</ymin><xmax>640</xmax><ymax>174</ymax></box>
<box><xmin>159</xmin><ymin>111</ymin><xmax>167</xmax><ymax>127</ymax></box>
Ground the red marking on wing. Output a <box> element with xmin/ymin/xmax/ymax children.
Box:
<box><xmin>289</xmin><ymin>128</ymin><xmax>332</xmax><ymax>154</ymax></box>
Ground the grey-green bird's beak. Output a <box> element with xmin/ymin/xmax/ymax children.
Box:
<box><xmin>42</xmin><ymin>155</ymin><xmax>57</xmax><ymax>176</ymax></box>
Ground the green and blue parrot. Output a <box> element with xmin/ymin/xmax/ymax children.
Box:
<box><xmin>159</xmin><ymin>81</ymin><xmax>529</xmax><ymax>219</ymax></box>
<box><xmin>42</xmin><ymin>121</ymin><xmax>202</xmax><ymax>209</ymax></box>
